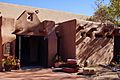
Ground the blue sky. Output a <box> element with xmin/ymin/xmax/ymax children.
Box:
<box><xmin>0</xmin><ymin>0</ymin><xmax>109</xmax><ymax>16</ymax></box>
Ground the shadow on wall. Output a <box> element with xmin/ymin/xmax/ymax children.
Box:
<box><xmin>76</xmin><ymin>23</ymin><xmax>114</xmax><ymax>66</ymax></box>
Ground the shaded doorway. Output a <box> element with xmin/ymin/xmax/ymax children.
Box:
<box><xmin>114</xmin><ymin>36</ymin><xmax>120</xmax><ymax>63</ymax></box>
<box><xmin>15</xmin><ymin>35</ymin><xmax>48</xmax><ymax>67</ymax></box>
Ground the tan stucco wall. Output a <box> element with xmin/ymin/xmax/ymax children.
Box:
<box><xmin>76</xmin><ymin>21</ymin><xmax>114</xmax><ymax>66</ymax></box>
<box><xmin>1</xmin><ymin>17</ymin><xmax>16</xmax><ymax>45</ymax></box>
<box><xmin>48</xmin><ymin>31</ymin><xmax>57</xmax><ymax>66</ymax></box>
<box><xmin>58</xmin><ymin>20</ymin><xmax>76</xmax><ymax>60</ymax></box>
<box><xmin>15</xmin><ymin>11</ymin><xmax>41</xmax><ymax>35</ymax></box>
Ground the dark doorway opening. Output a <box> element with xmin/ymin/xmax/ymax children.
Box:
<box><xmin>15</xmin><ymin>35</ymin><xmax>48</xmax><ymax>67</ymax></box>
<box><xmin>114</xmin><ymin>36</ymin><xmax>120</xmax><ymax>63</ymax></box>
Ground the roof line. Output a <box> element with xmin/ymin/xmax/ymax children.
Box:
<box><xmin>16</xmin><ymin>10</ymin><xmax>26</xmax><ymax>20</ymax></box>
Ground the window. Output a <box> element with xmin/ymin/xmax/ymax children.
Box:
<box><xmin>27</xmin><ymin>13</ymin><xmax>33</xmax><ymax>21</ymax></box>
<box><xmin>3</xmin><ymin>42</ymin><xmax>11</xmax><ymax>56</ymax></box>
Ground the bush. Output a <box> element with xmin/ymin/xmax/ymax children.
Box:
<box><xmin>2</xmin><ymin>55</ymin><xmax>20</xmax><ymax>71</ymax></box>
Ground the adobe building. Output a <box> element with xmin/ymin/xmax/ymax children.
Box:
<box><xmin>0</xmin><ymin>10</ymin><xmax>77</xmax><ymax>67</ymax></box>
<box><xmin>0</xmin><ymin>2</ymin><xmax>80</xmax><ymax>67</ymax></box>
<box><xmin>0</xmin><ymin>2</ymin><xmax>120</xmax><ymax>67</ymax></box>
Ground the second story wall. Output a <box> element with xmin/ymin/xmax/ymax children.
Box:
<box><xmin>15</xmin><ymin>11</ymin><xmax>41</xmax><ymax>35</ymax></box>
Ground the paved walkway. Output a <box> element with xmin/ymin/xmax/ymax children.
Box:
<box><xmin>0</xmin><ymin>68</ymin><xmax>88</xmax><ymax>80</ymax></box>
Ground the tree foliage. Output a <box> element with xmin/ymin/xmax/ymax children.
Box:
<box><xmin>87</xmin><ymin>0</ymin><xmax>120</xmax><ymax>26</ymax></box>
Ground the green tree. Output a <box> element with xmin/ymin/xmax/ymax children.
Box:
<box><xmin>87</xmin><ymin>0</ymin><xmax>120</xmax><ymax>26</ymax></box>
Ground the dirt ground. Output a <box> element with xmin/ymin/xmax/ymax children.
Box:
<box><xmin>0</xmin><ymin>68</ymin><xmax>87</xmax><ymax>80</ymax></box>
<box><xmin>0</xmin><ymin>66</ymin><xmax>120</xmax><ymax>80</ymax></box>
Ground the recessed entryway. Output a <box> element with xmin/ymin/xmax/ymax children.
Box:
<box><xmin>15</xmin><ymin>35</ymin><xmax>48</xmax><ymax>67</ymax></box>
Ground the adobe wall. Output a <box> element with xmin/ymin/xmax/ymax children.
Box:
<box><xmin>15</xmin><ymin>11</ymin><xmax>41</xmax><ymax>35</ymax></box>
<box><xmin>58</xmin><ymin>20</ymin><xmax>76</xmax><ymax>61</ymax></box>
<box><xmin>48</xmin><ymin>31</ymin><xmax>57</xmax><ymax>66</ymax></box>
<box><xmin>0</xmin><ymin>13</ymin><xmax>114</xmax><ymax>67</ymax></box>
<box><xmin>1</xmin><ymin>17</ymin><xmax>16</xmax><ymax>57</ymax></box>
<box><xmin>1</xmin><ymin>17</ymin><xmax>16</xmax><ymax>45</ymax></box>
<box><xmin>76</xmin><ymin>21</ymin><xmax>114</xmax><ymax>66</ymax></box>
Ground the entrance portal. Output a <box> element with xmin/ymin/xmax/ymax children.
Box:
<box><xmin>15</xmin><ymin>35</ymin><xmax>48</xmax><ymax>67</ymax></box>
<box><xmin>114</xmin><ymin>36</ymin><xmax>120</xmax><ymax>63</ymax></box>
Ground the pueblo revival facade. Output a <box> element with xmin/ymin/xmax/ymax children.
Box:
<box><xmin>0</xmin><ymin>2</ymin><xmax>120</xmax><ymax>68</ymax></box>
<box><xmin>0</xmin><ymin>9</ymin><xmax>77</xmax><ymax>67</ymax></box>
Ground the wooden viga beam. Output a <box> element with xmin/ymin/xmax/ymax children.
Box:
<box><xmin>86</xmin><ymin>27</ymin><xmax>97</xmax><ymax>37</ymax></box>
<box><xmin>75</xmin><ymin>31</ymin><xmax>88</xmax><ymax>46</ymax></box>
<box><xmin>76</xmin><ymin>25</ymin><xmax>84</xmax><ymax>33</ymax></box>
<box><xmin>113</xmin><ymin>28</ymin><xmax>120</xmax><ymax>36</ymax></box>
<box><xmin>95</xmin><ymin>28</ymin><xmax>115</xmax><ymax>38</ymax></box>
<box><xmin>76</xmin><ymin>28</ymin><xmax>96</xmax><ymax>45</ymax></box>
<box><xmin>76</xmin><ymin>23</ymin><xmax>89</xmax><ymax>33</ymax></box>
<box><xmin>94</xmin><ymin>27</ymin><xmax>109</xmax><ymax>38</ymax></box>
<box><xmin>76</xmin><ymin>29</ymin><xmax>87</xmax><ymax>42</ymax></box>
<box><xmin>106</xmin><ymin>29</ymin><xmax>114</xmax><ymax>38</ymax></box>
